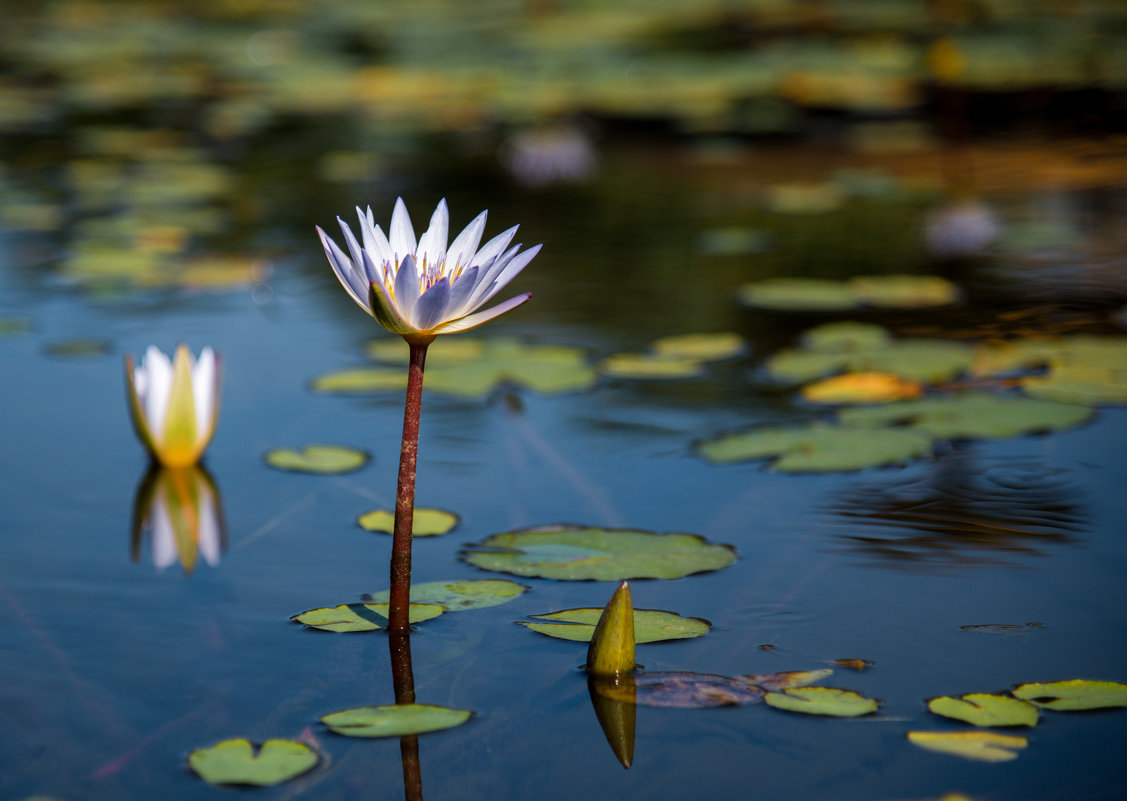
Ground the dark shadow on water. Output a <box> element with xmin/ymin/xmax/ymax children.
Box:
<box><xmin>389</xmin><ymin>628</ymin><xmax>424</xmax><ymax>801</ymax></box>
<box><xmin>823</xmin><ymin>448</ymin><xmax>1088</xmax><ymax>570</ymax></box>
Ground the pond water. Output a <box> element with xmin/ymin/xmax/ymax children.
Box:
<box><xmin>3</xmin><ymin>139</ymin><xmax>1127</xmax><ymax>801</ymax></box>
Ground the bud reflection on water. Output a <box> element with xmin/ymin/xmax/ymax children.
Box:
<box><xmin>130</xmin><ymin>464</ymin><xmax>227</xmax><ymax>574</ymax></box>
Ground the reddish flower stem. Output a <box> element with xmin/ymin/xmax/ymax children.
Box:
<box><xmin>388</xmin><ymin>340</ymin><xmax>429</xmax><ymax>632</ymax></box>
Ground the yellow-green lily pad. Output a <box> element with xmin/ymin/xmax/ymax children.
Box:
<box><xmin>309</xmin><ymin>367</ymin><xmax>406</xmax><ymax>394</ymax></box>
<box><xmin>907</xmin><ymin>731</ymin><xmax>1028</xmax><ymax>762</ymax></box>
<box><xmin>768</xmin><ymin>338</ymin><xmax>974</xmax><ymax>384</ymax></box>
<box><xmin>1022</xmin><ymin>366</ymin><xmax>1127</xmax><ymax>406</ymax></box>
<box><xmin>519</xmin><ymin>607</ymin><xmax>711</xmax><ymax>642</ymax></box>
<box><xmin>599</xmin><ymin>353</ymin><xmax>705</xmax><ymax>380</ymax></box>
<box><xmin>0</xmin><ymin>317</ymin><xmax>32</xmax><ymax>337</ymax></box>
<box><xmin>1011</xmin><ymin>679</ymin><xmax>1127</xmax><ymax>710</ymax></box>
<box><xmin>462</xmin><ymin>525</ymin><xmax>736</xmax><ymax>581</ymax></box>
<box><xmin>264</xmin><ymin>445</ymin><xmax>370</xmax><ymax>474</ymax></box>
<box><xmin>424</xmin><ymin>339</ymin><xmax>597</xmax><ymax>397</ymax></box>
<box><xmin>737</xmin><ymin>278</ymin><xmax>858</xmax><ymax>311</ymax></box>
<box><xmin>764</xmin><ymin>687</ymin><xmax>880</xmax><ymax>717</ymax></box>
<box><xmin>927</xmin><ymin>693</ymin><xmax>1039</xmax><ymax>727</ymax></box>
<box><xmin>838</xmin><ymin>393</ymin><xmax>1093</xmax><ymax>439</ymax></box>
<box><xmin>739</xmin><ymin>669</ymin><xmax>834</xmax><ymax>691</ymax></box>
<box><xmin>848</xmin><ymin>274</ymin><xmax>960</xmax><ymax>308</ymax></box>
<box><xmin>802</xmin><ymin>321</ymin><xmax>892</xmax><ymax>353</ymax></box>
<box><xmin>367</xmin><ymin>337</ymin><xmax>488</xmax><ymax>365</ymax></box>
<box><xmin>367</xmin><ymin>579</ymin><xmax>526</xmax><ymax>611</ymax></box>
<box><xmin>650</xmin><ymin>332</ymin><xmax>747</xmax><ymax>362</ymax></box>
<box><xmin>187</xmin><ymin>738</ymin><xmax>319</xmax><ymax>786</ymax></box>
<box><xmin>357</xmin><ymin>508</ymin><xmax>459</xmax><ymax>537</ymax></box>
<box><xmin>291</xmin><ymin>603</ymin><xmax>444</xmax><ymax>632</ymax></box>
<box><xmin>697</xmin><ymin>423</ymin><xmax>932</xmax><ymax>471</ymax></box>
<box><xmin>320</xmin><ymin>704</ymin><xmax>472</xmax><ymax>738</ymax></box>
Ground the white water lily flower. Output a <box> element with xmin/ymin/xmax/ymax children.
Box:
<box><xmin>125</xmin><ymin>345</ymin><xmax>221</xmax><ymax>467</ymax></box>
<box><xmin>316</xmin><ymin>198</ymin><xmax>540</xmax><ymax>343</ymax></box>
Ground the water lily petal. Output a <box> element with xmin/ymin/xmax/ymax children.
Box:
<box><xmin>477</xmin><ymin>244</ymin><xmax>541</xmax><ymax>305</ymax></box>
<box><xmin>471</xmin><ymin>225</ymin><xmax>518</xmax><ymax>269</ymax></box>
<box><xmin>389</xmin><ymin>197</ymin><xmax>417</xmax><ymax>261</ymax></box>
<box><xmin>445</xmin><ymin>265</ymin><xmax>481</xmax><ymax>319</ymax></box>
<box><xmin>394</xmin><ymin>254</ymin><xmax>421</xmax><ymax>318</ymax></box>
<box><xmin>317</xmin><ymin>226</ymin><xmax>368</xmax><ymax>309</ymax></box>
<box><xmin>431</xmin><ymin>292</ymin><xmax>531</xmax><ymax>334</ymax></box>
<box><xmin>416</xmin><ymin>199</ymin><xmax>449</xmax><ymax>271</ymax></box>
<box><xmin>142</xmin><ymin>345</ymin><xmax>173</xmax><ymax>435</ymax></box>
<box><xmin>447</xmin><ymin>210</ymin><xmax>487</xmax><ymax>271</ymax></box>
<box><xmin>336</xmin><ymin>217</ymin><xmax>367</xmax><ymax>283</ymax></box>
<box><xmin>191</xmin><ymin>348</ymin><xmax>218</xmax><ymax>439</ymax></box>
<box><xmin>124</xmin><ymin>354</ymin><xmax>159</xmax><ymax>455</ymax></box>
<box><xmin>160</xmin><ymin>345</ymin><xmax>200</xmax><ymax>466</ymax></box>
<box><xmin>466</xmin><ymin>244</ymin><xmax>523</xmax><ymax>310</ymax></box>
<box><xmin>368</xmin><ymin>281</ymin><xmax>416</xmax><ymax>336</ymax></box>
<box><xmin>413</xmin><ymin>277</ymin><xmax>452</xmax><ymax>331</ymax></box>
<box><xmin>357</xmin><ymin>206</ymin><xmax>393</xmax><ymax>269</ymax></box>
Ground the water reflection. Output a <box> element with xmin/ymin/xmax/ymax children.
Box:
<box><xmin>129</xmin><ymin>464</ymin><xmax>227</xmax><ymax>574</ymax></box>
<box><xmin>388</xmin><ymin>628</ymin><xmax>424</xmax><ymax>801</ymax></box>
<box><xmin>587</xmin><ymin>675</ymin><xmax>636</xmax><ymax>769</ymax></box>
<box><xmin>825</xmin><ymin>450</ymin><xmax>1087</xmax><ymax>570</ymax></box>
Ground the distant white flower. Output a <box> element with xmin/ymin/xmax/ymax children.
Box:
<box><xmin>503</xmin><ymin>125</ymin><xmax>596</xmax><ymax>187</ymax></box>
<box><xmin>125</xmin><ymin>345</ymin><xmax>221</xmax><ymax>467</ymax></box>
<box><xmin>925</xmin><ymin>200</ymin><xmax>999</xmax><ymax>258</ymax></box>
<box><xmin>317</xmin><ymin>198</ymin><xmax>540</xmax><ymax>343</ymax></box>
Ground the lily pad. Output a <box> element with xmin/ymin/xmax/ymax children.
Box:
<box><xmin>764</xmin><ymin>687</ymin><xmax>880</xmax><ymax>717</ymax></box>
<box><xmin>599</xmin><ymin>353</ymin><xmax>704</xmax><ymax>380</ymax></box>
<box><xmin>848</xmin><ymin>274</ymin><xmax>959</xmax><ymax>308</ymax></box>
<box><xmin>357</xmin><ymin>508</ymin><xmax>460</xmax><ymax>537</ymax></box>
<box><xmin>737</xmin><ymin>275</ymin><xmax>959</xmax><ymax>312</ymax></box>
<box><xmin>697</xmin><ymin>423</ymin><xmax>932</xmax><ymax>471</ymax></box>
<box><xmin>0</xmin><ymin>317</ymin><xmax>32</xmax><ymax>337</ymax></box>
<box><xmin>907</xmin><ymin>731</ymin><xmax>1028</xmax><ymax>762</ymax></box>
<box><xmin>768</xmin><ymin>338</ymin><xmax>974</xmax><ymax>384</ymax></box>
<box><xmin>462</xmin><ymin>525</ymin><xmax>736</xmax><ymax>581</ymax></box>
<box><xmin>1022</xmin><ymin>366</ymin><xmax>1127</xmax><ymax>406</ymax></box>
<box><xmin>520</xmin><ymin>607</ymin><xmax>711</xmax><ymax>643</ymax></box>
<box><xmin>802</xmin><ymin>321</ymin><xmax>892</xmax><ymax>353</ymax></box>
<box><xmin>650</xmin><ymin>332</ymin><xmax>747</xmax><ymax>362</ymax></box>
<box><xmin>801</xmin><ymin>372</ymin><xmax>923</xmax><ymax>404</ymax></box>
<box><xmin>367</xmin><ymin>337</ymin><xmax>488</xmax><ymax>365</ymax></box>
<box><xmin>927</xmin><ymin>693</ymin><xmax>1039</xmax><ymax>727</ymax></box>
<box><xmin>264</xmin><ymin>445</ymin><xmax>370</xmax><ymax>474</ymax></box>
<box><xmin>737</xmin><ymin>278</ymin><xmax>858</xmax><ymax>311</ymax></box>
<box><xmin>187</xmin><ymin>738</ymin><xmax>319</xmax><ymax>786</ymax></box>
<box><xmin>291</xmin><ymin>602</ymin><xmax>444</xmax><ymax>632</ymax></box>
<box><xmin>1011</xmin><ymin>679</ymin><xmax>1127</xmax><ymax>711</ymax></box>
<box><xmin>43</xmin><ymin>338</ymin><xmax>113</xmax><ymax>358</ymax></box>
<box><xmin>838</xmin><ymin>393</ymin><xmax>1093</xmax><ymax>439</ymax></box>
<box><xmin>367</xmin><ymin>579</ymin><xmax>526</xmax><ymax>611</ymax></box>
<box><xmin>321</xmin><ymin>704</ymin><xmax>472</xmax><ymax>738</ymax></box>
<box><xmin>739</xmin><ymin>669</ymin><xmax>834</xmax><ymax>691</ymax></box>
<box><xmin>309</xmin><ymin>367</ymin><xmax>406</xmax><ymax>394</ymax></box>
<box><xmin>595</xmin><ymin>672</ymin><xmax>766</xmax><ymax>708</ymax></box>
<box><xmin>424</xmin><ymin>339</ymin><xmax>597</xmax><ymax>397</ymax></box>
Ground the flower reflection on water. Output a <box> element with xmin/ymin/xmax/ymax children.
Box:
<box><xmin>130</xmin><ymin>464</ymin><xmax>227</xmax><ymax>575</ymax></box>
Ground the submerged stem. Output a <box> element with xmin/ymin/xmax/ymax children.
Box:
<box><xmin>389</xmin><ymin>340</ymin><xmax>429</xmax><ymax>632</ymax></box>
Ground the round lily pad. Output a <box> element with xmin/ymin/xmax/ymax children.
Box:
<box><xmin>907</xmin><ymin>731</ymin><xmax>1028</xmax><ymax>763</ymax></box>
<box><xmin>595</xmin><ymin>672</ymin><xmax>766</xmax><ymax>708</ymax></box>
<box><xmin>739</xmin><ymin>669</ymin><xmax>834</xmax><ymax>691</ymax></box>
<box><xmin>801</xmin><ymin>321</ymin><xmax>892</xmax><ymax>353</ymax></box>
<box><xmin>1022</xmin><ymin>367</ymin><xmax>1127</xmax><ymax>406</ymax></box>
<box><xmin>697</xmin><ymin>423</ymin><xmax>932</xmax><ymax>472</ymax></box>
<box><xmin>368</xmin><ymin>579</ymin><xmax>526</xmax><ymax>611</ymax></box>
<box><xmin>848</xmin><ymin>274</ymin><xmax>959</xmax><ymax>308</ymax></box>
<box><xmin>291</xmin><ymin>603</ymin><xmax>444</xmax><ymax>632</ymax></box>
<box><xmin>927</xmin><ymin>693</ymin><xmax>1039</xmax><ymax>727</ymax></box>
<box><xmin>519</xmin><ymin>608</ymin><xmax>711</xmax><ymax>643</ymax></box>
<box><xmin>838</xmin><ymin>393</ymin><xmax>1093</xmax><ymax>439</ymax></box>
<box><xmin>801</xmin><ymin>372</ymin><xmax>923</xmax><ymax>404</ymax></box>
<box><xmin>357</xmin><ymin>508</ymin><xmax>460</xmax><ymax>537</ymax></box>
<box><xmin>650</xmin><ymin>332</ymin><xmax>747</xmax><ymax>362</ymax></box>
<box><xmin>423</xmin><ymin>340</ymin><xmax>597</xmax><ymax>397</ymax></box>
<box><xmin>309</xmin><ymin>367</ymin><xmax>406</xmax><ymax>394</ymax></box>
<box><xmin>599</xmin><ymin>354</ymin><xmax>704</xmax><ymax>380</ymax></box>
<box><xmin>368</xmin><ymin>337</ymin><xmax>488</xmax><ymax>365</ymax></box>
<box><xmin>264</xmin><ymin>445</ymin><xmax>370</xmax><ymax>474</ymax></box>
<box><xmin>320</xmin><ymin>704</ymin><xmax>472</xmax><ymax>738</ymax></box>
<box><xmin>1011</xmin><ymin>679</ymin><xmax>1127</xmax><ymax>710</ymax></box>
<box><xmin>188</xmin><ymin>738</ymin><xmax>319</xmax><ymax>786</ymax></box>
<box><xmin>769</xmin><ymin>339</ymin><xmax>974</xmax><ymax>384</ymax></box>
<box><xmin>764</xmin><ymin>687</ymin><xmax>879</xmax><ymax>717</ymax></box>
<box><xmin>737</xmin><ymin>278</ymin><xmax>858</xmax><ymax>311</ymax></box>
<box><xmin>461</xmin><ymin>525</ymin><xmax>736</xmax><ymax>581</ymax></box>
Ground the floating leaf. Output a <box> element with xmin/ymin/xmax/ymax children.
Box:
<box><xmin>736</xmin><ymin>278</ymin><xmax>857</xmax><ymax>311</ymax></box>
<box><xmin>320</xmin><ymin>704</ymin><xmax>472</xmax><ymax>738</ymax></box>
<box><xmin>739</xmin><ymin>669</ymin><xmax>834</xmax><ymax>691</ymax></box>
<box><xmin>291</xmin><ymin>603</ymin><xmax>443</xmax><ymax>632</ymax></box>
<box><xmin>264</xmin><ymin>445</ymin><xmax>369</xmax><ymax>474</ymax></box>
<box><xmin>368</xmin><ymin>579</ymin><xmax>526</xmax><ymax>611</ymax></box>
<box><xmin>802</xmin><ymin>321</ymin><xmax>892</xmax><ymax>353</ymax></box>
<box><xmin>309</xmin><ymin>367</ymin><xmax>406</xmax><ymax>394</ymax></box>
<box><xmin>1022</xmin><ymin>366</ymin><xmax>1127</xmax><ymax>406</ymax></box>
<box><xmin>848</xmin><ymin>274</ymin><xmax>959</xmax><ymax>308</ymax></box>
<box><xmin>357</xmin><ymin>508</ymin><xmax>459</xmax><ymax>537</ymax></box>
<box><xmin>927</xmin><ymin>693</ymin><xmax>1039</xmax><ymax>727</ymax></box>
<box><xmin>764</xmin><ymin>687</ymin><xmax>880</xmax><ymax>717</ymax></box>
<box><xmin>738</xmin><ymin>275</ymin><xmax>958</xmax><ymax>312</ymax></box>
<box><xmin>0</xmin><ymin>317</ymin><xmax>32</xmax><ymax>337</ymax></box>
<box><xmin>43</xmin><ymin>338</ymin><xmax>113</xmax><ymax>358</ymax></box>
<box><xmin>907</xmin><ymin>731</ymin><xmax>1028</xmax><ymax>762</ymax></box>
<box><xmin>187</xmin><ymin>739</ymin><xmax>319</xmax><ymax>786</ymax></box>
<box><xmin>462</xmin><ymin>525</ymin><xmax>736</xmax><ymax>581</ymax></box>
<box><xmin>599</xmin><ymin>353</ymin><xmax>704</xmax><ymax>380</ymax></box>
<box><xmin>586</xmin><ymin>581</ymin><xmax>635</xmax><ymax>676</ymax></box>
<box><xmin>424</xmin><ymin>340</ymin><xmax>597</xmax><ymax>397</ymax></box>
<box><xmin>595</xmin><ymin>672</ymin><xmax>766</xmax><ymax>708</ymax></box>
<box><xmin>521</xmin><ymin>607</ymin><xmax>711</xmax><ymax>643</ymax></box>
<box><xmin>838</xmin><ymin>393</ymin><xmax>1093</xmax><ymax>439</ymax></box>
<box><xmin>768</xmin><ymin>338</ymin><xmax>973</xmax><ymax>384</ymax></box>
<box><xmin>1011</xmin><ymin>679</ymin><xmax>1127</xmax><ymax>711</ymax></box>
<box><xmin>697</xmin><ymin>423</ymin><xmax>932</xmax><ymax>472</ymax></box>
<box><xmin>367</xmin><ymin>337</ymin><xmax>487</xmax><ymax>365</ymax></box>
<box><xmin>650</xmin><ymin>332</ymin><xmax>747</xmax><ymax>362</ymax></box>
<box><xmin>801</xmin><ymin>372</ymin><xmax>923</xmax><ymax>404</ymax></box>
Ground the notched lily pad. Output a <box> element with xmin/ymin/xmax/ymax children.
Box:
<box><xmin>907</xmin><ymin>731</ymin><xmax>1028</xmax><ymax>762</ymax></box>
<box><xmin>1011</xmin><ymin>679</ymin><xmax>1127</xmax><ymax>711</ymax></box>
<box><xmin>927</xmin><ymin>693</ymin><xmax>1039</xmax><ymax>727</ymax></box>
<box><xmin>599</xmin><ymin>353</ymin><xmax>704</xmax><ymax>380</ymax></box>
<box><xmin>264</xmin><ymin>445</ymin><xmax>370</xmax><ymax>474</ymax></box>
<box><xmin>320</xmin><ymin>704</ymin><xmax>472</xmax><ymax>738</ymax></box>
<box><xmin>768</xmin><ymin>335</ymin><xmax>973</xmax><ymax>384</ymax></box>
<box><xmin>357</xmin><ymin>508</ymin><xmax>459</xmax><ymax>537</ymax></box>
<box><xmin>595</xmin><ymin>672</ymin><xmax>766</xmax><ymax>708</ymax></box>
<box><xmin>291</xmin><ymin>603</ymin><xmax>444</xmax><ymax>632</ymax></box>
<box><xmin>309</xmin><ymin>367</ymin><xmax>406</xmax><ymax>394</ymax></box>
<box><xmin>764</xmin><ymin>687</ymin><xmax>880</xmax><ymax>717</ymax></box>
<box><xmin>520</xmin><ymin>608</ymin><xmax>711</xmax><ymax>643</ymax></box>
<box><xmin>650</xmin><ymin>332</ymin><xmax>748</xmax><ymax>362</ymax></box>
<box><xmin>187</xmin><ymin>738</ymin><xmax>319</xmax><ymax>786</ymax></box>
<box><xmin>462</xmin><ymin>525</ymin><xmax>736</xmax><ymax>581</ymax></box>
<box><xmin>697</xmin><ymin>423</ymin><xmax>932</xmax><ymax>472</ymax></box>
<box><xmin>367</xmin><ymin>579</ymin><xmax>526</xmax><ymax>611</ymax></box>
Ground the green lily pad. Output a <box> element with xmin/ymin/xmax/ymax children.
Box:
<box><xmin>367</xmin><ymin>337</ymin><xmax>488</xmax><ymax>365</ymax></box>
<box><xmin>599</xmin><ymin>353</ymin><xmax>704</xmax><ymax>380</ymax></box>
<box><xmin>0</xmin><ymin>317</ymin><xmax>32</xmax><ymax>337</ymax></box>
<box><xmin>367</xmin><ymin>579</ymin><xmax>526</xmax><ymax>611</ymax></box>
<box><xmin>764</xmin><ymin>687</ymin><xmax>880</xmax><ymax>717</ymax></box>
<box><xmin>357</xmin><ymin>508</ymin><xmax>460</xmax><ymax>537</ymax></box>
<box><xmin>519</xmin><ymin>607</ymin><xmax>711</xmax><ymax>642</ymax></box>
<box><xmin>187</xmin><ymin>738</ymin><xmax>319</xmax><ymax>786</ymax></box>
<box><xmin>462</xmin><ymin>525</ymin><xmax>736</xmax><ymax>581</ymax></box>
<box><xmin>309</xmin><ymin>367</ymin><xmax>406</xmax><ymax>394</ymax></box>
<box><xmin>736</xmin><ymin>278</ymin><xmax>858</xmax><ymax>311</ymax></box>
<box><xmin>291</xmin><ymin>603</ymin><xmax>444</xmax><ymax>632</ymax></box>
<box><xmin>1011</xmin><ymin>679</ymin><xmax>1127</xmax><ymax>711</ymax></box>
<box><xmin>697</xmin><ymin>423</ymin><xmax>932</xmax><ymax>471</ymax></box>
<box><xmin>973</xmin><ymin>335</ymin><xmax>1127</xmax><ymax>377</ymax></box>
<box><xmin>801</xmin><ymin>321</ymin><xmax>892</xmax><ymax>353</ymax></box>
<box><xmin>595</xmin><ymin>672</ymin><xmax>766</xmax><ymax>708</ymax></box>
<box><xmin>320</xmin><ymin>704</ymin><xmax>472</xmax><ymax>738</ymax></box>
<box><xmin>43</xmin><ymin>338</ymin><xmax>113</xmax><ymax>358</ymax></box>
<box><xmin>838</xmin><ymin>393</ymin><xmax>1093</xmax><ymax>439</ymax></box>
<box><xmin>264</xmin><ymin>445</ymin><xmax>370</xmax><ymax>474</ymax></box>
<box><xmin>424</xmin><ymin>339</ymin><xmax>597</xmax><ymax>397</ymax></box>
<box><xmin>1022</xmin><ymin>367</ymin><xmax>1127</xmax><ymax>406</ymax></box>
<box><xmin>739</xmin><ymin>669</ymin><xmax>834</xmax><ymax>691</ymax></box>
<box><xmin>927</xmin><ymin>693</ymin><xmax>1039</xmax><ymax>727</ymax></box>
<box><xmin>768</xmin><ymin>338</ymin><xmax>974</xmax><ymax>384</ymax></box>
<box><xmin>848</xmin><ymin>274</ymin><xmax>960</xmax><ymax>308</ymax></box>
<box><xmin>650</xmin><ymin>332</ymin><xmax>748</xmax><ymax>362</ymax></box>
<box><xmin>907</xmin><ymin>731</ymin><xmax>1028</xmax><ymax>763</ymax></box>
